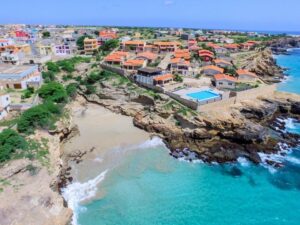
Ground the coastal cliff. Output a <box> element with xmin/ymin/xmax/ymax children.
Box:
<box><xmin>233</xmin><ymin>48</ymin><xmax>284</xmax><ymax>83</ymax></box>
<box><xmin>77</xmin><ymin>71</ymin><xmax>300</xmax><ymax>166</ymax></box>
<box><xmin>0</xmin><ymin>109</ymin><xmax>77</xmax><ymax>225</ymax></box>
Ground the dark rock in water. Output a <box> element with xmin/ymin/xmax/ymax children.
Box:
<box><xmin>291</xmin><ymin>102</ymin><xmax>300</xmax><ymax>115</ymax></box>
<box><xmin>221</xmin><ymin>166</ymin><xmax>243</xmax><ymax>177</ymax></box>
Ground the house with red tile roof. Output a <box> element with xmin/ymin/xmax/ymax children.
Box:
<box><xmin>122</xmin><ymin>59</ymin><xmax>146</xmax><ymax>71</ymax></box>
<box><xmin>224</xmin><ymin>44</ymin><xmax>240</xmax><ymax>52</ymax></box>
<box><xmin>170</xmin><ymin>57</ymin><xmax>191</xmax><ymax>75</ymax></box>
<box><xmin>153</xmin><ymin>73</ymin><xmax>174</xmax><ymax>85</ymax></box>
<box><xmin>144</xmin><ymin>44</ymin><xmax>159</xmax><ymax>53</ymax></box>
<box><xmin>214</xmin><ymin>59</ymin><xmax>232</xmax><ymax>68</ymax></box>
<box><xmin>173</xmin><ymin>49</ymin><xmax>191</xmax><ymax>60</ymax></box>
<box><xmin>212</xmin><ymin>74</ymin><xmax>237</xmax><ymax>89</ymax></box>
<box><xmin>136</xmin><ymin>52</ymin><xmax>158</xmax><ymax>63</ymax></box>
<box><xmin>237</xmin><ymin>69</ymin><xmax>258</xmax><ymax>82</ymax></box>
<box><xmin>153</xmin><ymin>41</ymin><xmax>181</xmax><ymax>53</ymax></box>
<box><xmin>122</xmin><ymin>40</ymin><xmax>146</xmax><ymax>52</ymax></box>
<box><xmin>199</xmin><ymin>49</ymin><xmax>214</xmax><ymax>62</ymax></box>
<box><xmin>98</xmin><ymin>30</ymin><xmax>118</xmax><ymax>46</ymax></box>
<box><xmin>207</xmin><ymin>43</ymin><xmax>227</xmax><ymax>54</ymax></box>
<box><xmin>201</xmin><ymin>65</ymin><xmax>224</xmax><ymax>76</ymax></box>
<box><xmin>104</xmin><ymin>51</ymin><xmax>129</xmax><ymax>65</ymax></box>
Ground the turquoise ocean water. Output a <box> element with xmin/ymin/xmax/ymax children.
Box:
<box><xmin>67</xmin><ymin>49</ymin><xmax>300</xmax><ymax>225</ymax></box>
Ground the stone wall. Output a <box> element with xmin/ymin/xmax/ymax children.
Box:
<box><xmin>100</xmin><ymin>63</ymin><xmax>128</xmax><ymax>76</ymax></box>
<box><xmin>199</xmin><ymin>84</ymin><xmax>277</xmax><ymax>112</ymax></box>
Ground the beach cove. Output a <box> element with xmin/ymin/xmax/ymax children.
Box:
<box><xmin>62</xmin><ymin>67</ymin><xmax>300</xmax><ymax>225</ymax></box>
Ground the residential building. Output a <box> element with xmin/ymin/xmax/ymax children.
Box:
<box><xmin>199</xmin><ymin>50</ymin><xmax>214</xmax><ymax>62</ymax></box>
<box><xmin>136</xmin><ymin>52</ymin><xmax>158</xmax><ymax>63</ymax></box>
<box><xmin>173</xmin><ymin>49</ymin><xmax>191</xmax><ymax>60</ymax></box>
<box><xmin>104</xmin><ymin>51</ymin><xmax>129</xmax><ymax>65</ymax></box>
<box><xmin>53</xmin><ymin>43</ymin><xmax>73</xmax><ymax>56</ymax></box>
<box><xmin>122</xmin><ymin>40</ymin><xmax>146</xmax><ymax>52</ymax></box>
<box><xmin>84</xmin><ymin>38</ymin><xmax>98</xmax><ymax>55</ymax></box>
<box><xmin>170</xmin><ymin>57</ymin><xmax>191</xmax><ymax>75</ymax></box>
<box><xmin>134</xmin><ymin>67</ymin><xmax>163</xmax><ymax>85</ymax></box>
<box><xmin>98</xmin><ymin>30</ymin><xmax>118</xmax><ymax>46</ymax></box>
<box><xmin>202</xmin><ymin>65</ymin><xmax>224</xmax><ymax>76</ymax></box>
<box><xmin>122</xmin><ymin>59</ymin><xmax>146</xmax><ymax>71</ymax></box>
<box><xmin>153</xmin><ymin>41</ymin><xmax>180</xmax><ymax>53</ymax></box>
<box><xmin>0</xmin><ymin>64</ymin><xmax>42</xmax><ymax>89</ymax></box>
<box><xmin>224</xmin><ymin>44</ymin><xmax>240</xmax><ymax>52</ymax></box>
<box><xmin>212</xmin><ymin>74</ymin><xmax>237</xmax><ymax>89</ymax></box>
<box><xmin>214</xmin><ymin>59</ymin><xmax>232</xmax><ymax>68</ymax></box>
<box><xmin>237</xmin><ymin>69</ymin><xmax>258</xmax><ymax>82</ymax></box>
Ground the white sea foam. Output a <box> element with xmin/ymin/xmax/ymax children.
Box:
<box><xmin>62</xmin><ymin>170</ymin><xmax>108</xmax><ymax>225</ymax></box>
<box><xmin>237</xmin><ymin>157</ymin><xmax>250</xmax><ymax>167</ymax></box>
<box><xmin>284</xmin><ymin>118</ymin><xmax>296</xmax><ymax>130</ymax></box>
<box><xmin>137</xmin><ymin>136</ymin><xmax>165</xmax><ymax>148</ymax></box>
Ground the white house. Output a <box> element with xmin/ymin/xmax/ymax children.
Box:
<box><xmin>213</xmin><ymin>74</ymin><xmax>237</xmax><ymax>89</ymax></box>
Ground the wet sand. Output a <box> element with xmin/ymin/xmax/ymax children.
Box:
<box><xmin>63</xmin><ymin>102</ymin><xmax>150</xmax><ymax>182</ymax></box>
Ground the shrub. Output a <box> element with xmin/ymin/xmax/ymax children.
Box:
<box><xmin>38</xmin><ymin>82</ymin><xmax>68</xmax><ymax>103</ymax></box>
<box><xmin>0</xmin><ymin>129</ymin><xmax>27</xmax><ymax>162</ymax></box>
<box><xmin>46</xmin><ymin>62</ymin><xmax>60</xmax><ymax>73</ymax></box>
<box><xmin>66</xmin><ymin>83</ymin><xmax>78</xmax><ymax>98</ymax></box>
<box><xmin>100</xmin><ymin>39</ymin><xmax>119</xmax><ymax>52</ymax></box>
<box><xmin>42</xmin><ymin>71</ymin><xmax>55</xmax><ymax>82</ymax></box>
<box><xmin>85</xmin><ymin>85</ymin><xmax>96</xmax><ymax>95</ymax></box>
<box><xmin>17</xmin><ymin>102</ymin><xmax>61</xmax><ymax>134</ymax></box>
<box><xmin>174</xmin><ymin>74</ymin><xmax>183</xmax><ymax>82</ymax></box>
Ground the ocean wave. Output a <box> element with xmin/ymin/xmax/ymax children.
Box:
<box><xmin>237</xmin><ymin>157</ymin><xmax>250</xmax><ymax>167</ymax></box>
<box><xmin>62</xmin><ymin>170</ymin><xmax>108</xmax><ymax>225</ymax></box>
<box><xmin>137</xmin><ymin>136</ymin><xmax>165</xmax><ymax>149</ymax></box>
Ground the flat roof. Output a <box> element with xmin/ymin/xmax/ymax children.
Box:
<box><xmin>0</xmin><ymin>64</ymin><xmax>38</xmax><ymax>80</ymax></box>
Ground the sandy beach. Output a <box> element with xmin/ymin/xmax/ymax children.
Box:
<box><xmin>63</xmin><ymin>100</ymin><xmax>150</xmax><ymax>183</ymax></box>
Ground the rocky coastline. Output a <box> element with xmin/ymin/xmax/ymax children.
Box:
<box><xmin>77</xmin><ymin>76</ymin><xmax>300</xmax><ymax>167</ymax></box>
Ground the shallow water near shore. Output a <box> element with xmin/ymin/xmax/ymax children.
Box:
<box><xmin>276</xmin><ymin>48</ymin><xmax>300</xmax><ymax>94</ymax></box>
<box><xmin>63</xmin><ymin>51</ymin><xmax>300</xmax><ymax>225</ymax></box>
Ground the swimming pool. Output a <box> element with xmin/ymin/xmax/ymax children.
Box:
<box><xmin>186</xmin><ymin>89</ymin><xmax>220</xmax><ymax>101</ymax></box>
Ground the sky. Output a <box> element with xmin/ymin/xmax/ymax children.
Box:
<box><xmin>1</xmin><ymin>0</ymin><xmax>300</xmax><ymax>32</ymax></box>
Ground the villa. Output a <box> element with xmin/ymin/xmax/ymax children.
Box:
<box><xmin>212</xmin><ymin>74</ymin><xmax>237</xmax><ymax>89</ymax></box>
<box><xmin>122</xmin><ymin>59</ymin><xmax>146</xmax><ymax>71</ymax></box>
<box><xmin>136</xmin><ymin>52</ymin><xmax>158</xmax><ymax>63</ymax></box>
<box><xmin>0</xmin><ymin>64</ymin><xmax>42</xmax><ymax>89</ymax></box>
<box><xmin>201</xmin><ymin>65</ymin><xmax>224</xmax><ymax>76</ymax></box>
<box><xmin>173</xmin><ymin>49</ymin><xmax>191</xmax><ymax>60</ymax></box>
<box><xmin>122</xmin><ymin>40</ymin><xmax>146</xmax><ymax>52</ymax></box>
<box><xmin>199</xmin><ymin>50</ymin><xmax>214</xmax><ymax>62</ymax></box>
<box><xmin>214</xmin><ymin>59</ymin><xmax>232</xmax><ymax>68</ymax></box>
<box><xmin>98</xmin><ymin>30</ymin><xmax>118</xmax><ymax>46</ymax></box>
<box><xmin>153</xmin><ymin>41</ymin><xmax>180</xmax><ymax>53</ymax></box>
<box><xmin>237</xmin><ymin>69</ymin><xmax>258</xmax><ymax>82</ymax></box>
<box><xmin>170</xmin><ymin>57</ymin><xmax>191</xmax><ymax>75</ymax></box>
<box><xmin>224</xmin><ymin>44</ymin><xmax>240</xmax><ymax>52</ymax></box>
<box><xmin>134</xmin><ymin>67</ymin><xmax>173</xmax><ymax>86</ymax></box>
<box><xmin>104</xmin><ymin>51</ymin><xmax>129</xmax><ymax>65</ymax></box>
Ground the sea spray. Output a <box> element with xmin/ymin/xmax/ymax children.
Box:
<box><xmin>62</xmin><ymin>170</ymin><xmax>108</xmax><ymax>225</ymax></box>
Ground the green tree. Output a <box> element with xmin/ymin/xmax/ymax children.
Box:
<box><xmin>174</xmin><ymin>74</ymin><xmax>183</xmax><ymax>82</ymax></box>
<box><xmin>76</xmin><ymin>35</ymin><xmax>92</xmax><ymax>50</ymax></box>
<box><xmin>42</xmin><ymin>31</ymin><xmax>50</xmax><ymax>38</ymax></box>
<box><xmin>46</xmin><ymin>62</ymin><xmax>60</xmax><ymax>73</ymax></box>
<box><xmin>0</xmin><ymin>129</ymin><xmax>27</xmax><ymax>162</ymax></box>
<box><xmin>38</xmin><ymin>82</ymin><xmax>68</xmax><ymax>103</ymax></box>
<box><xmin>100</xmin><ymin>39</ymin><xmax>119</xmax><ymax>52</ymax></box>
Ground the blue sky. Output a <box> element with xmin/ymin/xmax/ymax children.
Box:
<box><xmin>1</xmin><ymin>0</ymin><xmax>299</xmax><ymax>31</ymax></box>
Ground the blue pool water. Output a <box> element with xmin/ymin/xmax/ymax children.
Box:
<box><xmin>187</xmin><ymin>90</ymin><xmax>220</xmax><ymax>101</ymax></box>
<box><xmin>65</xmin><ymin>50</ymin><xmax>300</xmax><ymax>225</ymax></box>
